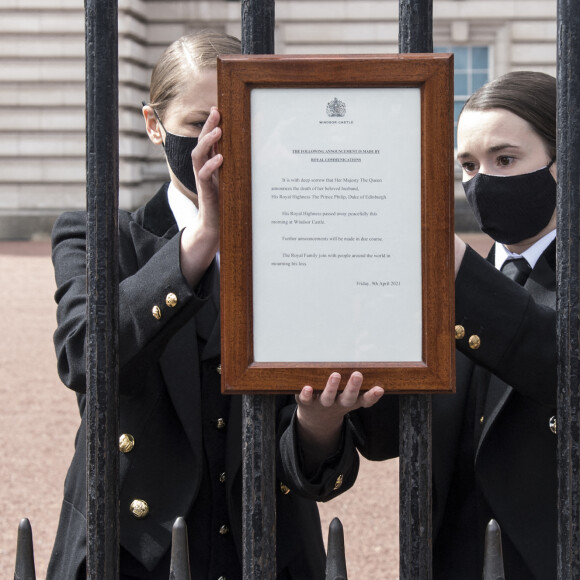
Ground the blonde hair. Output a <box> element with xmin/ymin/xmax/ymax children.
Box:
<box><xmin>149</xmin><ymin>29</ymin><xmax>241</xmax><ymax>119</ymax></box>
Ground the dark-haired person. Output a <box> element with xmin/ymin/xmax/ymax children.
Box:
<box><xmin>282</xmin><ymin>71</ymin><xmax>559</xmax><ymax>580</ymax></box>
<box><xmin>47</xmin><ymin>30</ymin><xmax>382</xmax><ymax>580</ymax></box>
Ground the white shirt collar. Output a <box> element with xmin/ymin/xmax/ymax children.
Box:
<box><xmin>494</xmin><ymin>228</ymin><xmax>556</xmax><ymax>270</ymax></box>
<box><xmin>167</xmin><ymin>181</ymin><xmax>198</xmax><ymax>231</ymax></box>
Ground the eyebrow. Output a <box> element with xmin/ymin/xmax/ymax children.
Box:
<box><xmin>489</xmin><ymin>143</ymin><xmax>521</xmax><ymax>153</ymax></box>
<box><xmin>185</xmin><ymin>109</ymin><xmax>211</xmax><ymax>121</ymax></box>
<box><xmin>457</xmin><ymin>143</ymin><xmax>521</xmax><ymax>160</ymax></box>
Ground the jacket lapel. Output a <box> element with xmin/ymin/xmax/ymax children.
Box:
<box><xmin>475</xmin><ymin>374</ymin><xmax>512</xmax><ymax>463</ymax></box>
<box><xmin>128</xmin><ymin>184</ymin><xmax>179</xmax><ymax>269</ymax></box>
<box><xmin>130</xmin><ymin>183</ymin><xmax>204</xmax><ymax>454</ymax></box>
<box><xmin>140</xmin><ymin>182</ymin><xmax>178</xmax><ymax>236</ymax></box>
<box><xmin>475</xmin><ymin>239</ymin><xmax>556</xmax><ymax>459</ymax></box>
<box><xmin>523</xmin><ymin>239</ymin><xmax>556</xmax><ymax>309</ymax></box>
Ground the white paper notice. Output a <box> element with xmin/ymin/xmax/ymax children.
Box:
<box><xmin>251</xmin><ymin>88</ymin><xmax>422</xmax><ymax>362</ymax></box>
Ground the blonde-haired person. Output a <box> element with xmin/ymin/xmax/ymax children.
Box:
<box><xmin>47</xmin><ymin>30</ymin><xmax>374</xmax><ymax>579</ymax></box>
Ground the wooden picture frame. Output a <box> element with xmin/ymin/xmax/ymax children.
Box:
<box><xmin>218</xmin><ymin>53</ymin><xmax>455</xmax><ymax>394</ymax></box>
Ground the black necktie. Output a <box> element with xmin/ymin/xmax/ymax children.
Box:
<box><xmin>501</xmin><ymin>258</ymin><xmax>532</xmax><ymax>286</ymax></box>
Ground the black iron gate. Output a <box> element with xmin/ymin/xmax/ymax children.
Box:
<box><xmin>555</xmin><ymin>1</ymin><xmax>580</xmax><ymax>577</ymax></box>
<box><xmin>397</xmin><ymin>2</ymin><xmax>433</xmax><ymax>577</ymax></box>
<box><xmin>84</xmin><ymin>0</ymin><xmax>120</xmax><ymax>576</ymax></box>
<box><xmin>239</xmin><ymin>4</ymin><xmax>277</xmax><ymax>574</ymax></box>
<box><xmin>14</xmin><ymin>1</ymin><xmax>580</xmax><ymax>579</ymax></box>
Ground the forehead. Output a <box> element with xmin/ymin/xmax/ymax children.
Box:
<box><xmin>167</xmin><ymin>69</ymin><xmax>218</xmax><ymax>116</ymax></box>
<box><xmin>457</xmin><ymin>108</ymin><xmax>540</xmax><ymax>153</ymax></box>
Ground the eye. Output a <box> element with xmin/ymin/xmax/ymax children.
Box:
<box><xmin>461</xmin><ymin>161</ymin><xmax>477</xmax><ymax>173</ymax></box>
<box><xmin>497</xmin><ymin>155</ymin><xmax>514</xmax><ymax>167</ymax></box>
<box><xmin>189</xmin><ymin>116</ymin><xmax>209</xmax><ymax>130</ymax></box>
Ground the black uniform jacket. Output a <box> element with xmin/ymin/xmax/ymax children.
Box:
<box><xmin>48</xmin><ymin>184</ymin><xmax>326</xmax><ymax>579</ymax></box>
<box><xmin>281</xmin><ymin>241</ymin><xmax>557</xmax><ymax>580</ymax></box>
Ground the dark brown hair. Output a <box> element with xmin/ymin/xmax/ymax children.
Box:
<box><xmin>149</xmin><ymin>29</ymin><xmax>241</xmax><ymax>120</ymax></box>
<box><xmin>461</xmin><ymin>71</ymin><xmax>557</xmax><ymax>159</ymax></box>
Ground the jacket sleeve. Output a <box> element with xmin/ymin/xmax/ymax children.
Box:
<box><xmin>277</xmin><ymin>404</ymin><xmax>362</xmax><ymax>502</ymax></box>
<box><xmin>454</xmin><ymin>245</ymin><xmax>557</xmax><ymax>407</ymax></box>
<box><xmin>349</xmin><ymin>394</ymin><xmax>400</xmax><ymax>461</ymax></box>
<box><xmin>277</xmin><ymin>391</ymin><xmax>400</xmax><ymax>500</ymax></box>
<box><xmin>51</xmin><ymin>210</ymin><xmax>215</xmax><ymax>394</ymax></box>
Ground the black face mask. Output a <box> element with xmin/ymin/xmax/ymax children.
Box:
<box><xmin>463</xmin><ymin>163</ymin><xmax>556</xmax><ymax>244</ymax></box>
<box><xmin>162</xmin><ymin>131</ymin><xmax>199</xmax><ymax>194</ymax></box>
<box><xmin>152</xmin><ymin>107</ymin><xmax>199</xmax><ymax>194</ymax></box>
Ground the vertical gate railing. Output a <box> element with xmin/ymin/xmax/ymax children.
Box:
<box><xmin>85</xmin><ymin>0</ymin><xmax>120</xmax><ymax>577</ymax></box>
<box><xmin>325</xmin><ymin>518</ymin><xmax>348</xmax><ymax>579</ymax></box>
<box><xmin>398</xmin><ymin>2</ymin><xmax>433</xmax><ymax>579</ymax></box>
<box><xmin>240</xmin><ymin>3</ymin><xmax>277</xmax><ymax>579</ymax></box>
<box><xmin>556</xmin><ymin>0</ymin><xmax>580</xmax><ymax>578</ymax></box>
<box><xmin>482</xmin><ymin>520</ymin><xmax>505</xmax><ymax>580</ymax></box>
<box><xmin>169</xmin><ymin>518</ymin><xmax>191</xmax><ymax>579</ymax></box>
<box><xmin>14</xmin><ymin>518</ymin><xmax>35</xmax><ymax>580</ymax></box>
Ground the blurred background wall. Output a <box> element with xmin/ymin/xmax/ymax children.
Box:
<box><xmin>0</xmin><ymin>0</ymin><xmax>556</xmax><ymax>239</ymax></box>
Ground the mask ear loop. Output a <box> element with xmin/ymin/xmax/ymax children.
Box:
<box><xmin>547</xmin><ymin>158</ymin><xmax>556</xmax><ymax>170</ymax></box>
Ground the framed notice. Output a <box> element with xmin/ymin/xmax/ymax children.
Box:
<box><xmin>217</xmin><ymin>54</ymin><xmax>455</xmax><ymax>394</ymax></box>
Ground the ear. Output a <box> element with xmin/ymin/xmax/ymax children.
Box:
<box><xmin>143</xmin><ymin>105</ymin><xmax>164</xmax><ymax>146</ymax></box>
<box><xmin>549</xmin><ymin>160</ymin><xmax>557</xmax><ymax>182</ymax></box>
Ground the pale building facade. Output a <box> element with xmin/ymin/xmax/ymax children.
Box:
<box><xmin>0</xmin><ymin>0</ymin><xmax>556</xmax><ymax>238</ymax></box>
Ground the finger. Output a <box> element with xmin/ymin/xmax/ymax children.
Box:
<box><xmin>198</xmin><ymin>107</ymin><xmax>220</xmax><ymax>140</ymax></box>
<box><xmin>196</xmin><ymin>152</ymin><xmax>223</xmax><ymax>183</ymax></box>
<box><xmin>357</xmin><ymin>386</ymin><xmax>385</xmax><ymax>408</ymax></box>
<box><xmin>337</xmin><ymin>371</ymin><xmax>363</xmax><ymax>407</ymax></box>
<box><xmin>193</xmin><ymin>108</ymin><xmax>221</xmax><ymax>166</ymax></box>
<box><xmin>296</xmin><ymin>385</ymin><xmax>314</xmax><ymax>406</ymax></box>
<box><xmin>193</xmin><ymin>126</ymin><xmax>222</xmax><ymax>170</ymax></box>
<box><xmin>318</xmin><ymin>372</ymin><xmax>342</xmax><ymax>407</ymax></box>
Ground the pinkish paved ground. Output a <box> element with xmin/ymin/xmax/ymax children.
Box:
<box><xmin>0</xmin><ymin>233</ymin><xmax>492</xmax><ymax>579</ymax></box>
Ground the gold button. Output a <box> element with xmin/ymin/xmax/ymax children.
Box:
<box><xmin>280</xmin><ymin>482</ymin><xmax>291</xmax><ymax>495</ymax></box>
<box><xmin>549</xmin><ymin>416</ymin><xmax>557</xmax><ymax>434</ymax></box>
<box><xmin>480</xmin><ymin>416</ymin><xmax>484</xmax><ymax>424</ymax></box>
<box><xmin>469</xmin><ymin>335</ymin><xmax>481</xmax><ymax>350</ymax></box>
<box><xmin>219</xmin><ymin>524</ymin><xmax>230</xmax><ymax>535</ymax></box>
<box><xmin>130</xmin><ymin>499</ymin><xmax>149</xmax><ymax>519</ymax></box>
<box><xmin>216</xmin><ymin>364</ymin><xmax>222</xmax><ymax>375</ymax></box>
<box><xmin>119</xmin><ymin>433</ymin><xmax>135</xmax><ymax>453</ymax></box>
<box><xmin>219</xmin><ymin>472</ymin><xmax>226</xmax><ymax>483</ymax></box>
<box><xmin>165</xmin><ymin>292</ymin><xmax>178</xmax><ymax>307</ymax></box>
<box><xmin>455</xmin><ymin>324</ymin><xmax>465</xmax><ymax>340</ymax></box>
<box><xmin>152</xmin><ymin>305</ymin><xmax>161</xmax><ymax>320</ymax></box>
<box><xmin>216</xmin><ymin>418</ymin><xmax>226</xmax><ymax>430</ymax></box>
<box><xmin>333</xmin><ymin>474</ymin><xmax>344</xmax><ymax>491</ymax></box>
